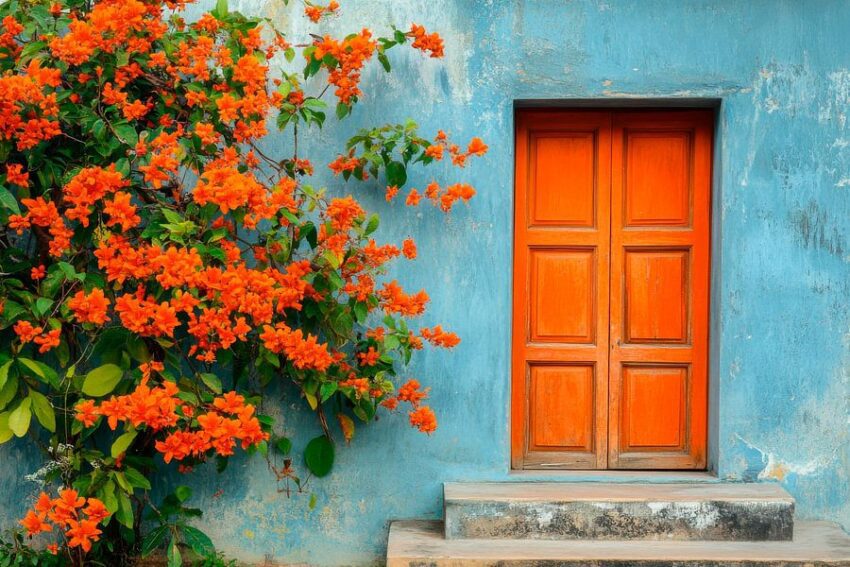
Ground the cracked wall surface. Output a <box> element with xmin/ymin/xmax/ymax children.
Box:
<box><xmin>2</xmin><ymin>1</ymin><xmax>849</xmax><ymax>564</ymax></box>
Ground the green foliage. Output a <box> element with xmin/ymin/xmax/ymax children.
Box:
<box><xmin>0</xmin><ymin>533</ymin><xmax>64</xmax><ymax>567</ymax></box>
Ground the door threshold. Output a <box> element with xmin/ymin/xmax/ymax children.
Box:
<box><xmin>507</xmin><ymin>469</ymin><xmax>720</xmax><ymax>483</ymax></box>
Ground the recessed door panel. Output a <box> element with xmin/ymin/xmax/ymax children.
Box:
<box><xmin>624</xmin><ymin>132</ymin><xmax>692</xmax><ymax>227</ymax></box>
<box><xmin>530</xmin><ymin>134</ymin><xmax>597</xmax><ymax>227</ymax></box>
<box><xmin>625</xmin><ymin>249</ymin><xmax>690</xmax><ymax>344</ymax></box>
<box><xmin>529</xmin><ymin>248</ymin><xmax>596</xmax><ymax>343</ymax></box>
<box><xmin>529</xmin><ymin>364</ymin><xmax>595</xmax><ymax>451</ymax></box>
<box><xmin>622</xmin><ymin>365</ymin><xmax>688</xmax><ymax>449</ymax></box>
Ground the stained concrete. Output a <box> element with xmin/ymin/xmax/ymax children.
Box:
<box><xmin>388</xmin><ymin>520</ymin><xmax>850</xmax><ymax>566</ymax></box>
<box><xmin>444</xmin><ymin>483</ymin><xmax>795</xmax><ymax>541</ymax></box>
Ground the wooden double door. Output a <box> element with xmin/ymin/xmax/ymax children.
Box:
<box><xmin>511</xmin><ymin>110</ymin><xmax>712</xmax><ymax>470</ymax></box>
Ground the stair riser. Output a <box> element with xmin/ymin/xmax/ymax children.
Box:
<box><xmin>444</xmin><ymin>500</ymin><xmax>794</xmax><ymax>541</ymax></box>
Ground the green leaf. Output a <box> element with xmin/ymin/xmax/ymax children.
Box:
<box><xmin>111</xmin><ymin>430</ymin><xmax>137</xmax><ymax>458</ymax></box>
<box><xmin>0</xmin><ymin>186</ymin><xmax>20</xmax><ymax>214</ymax></box>
<box><xmin>364</xmin><ymin>213</ymin><xmax>379</xmax><ymax>235</ymax></box>
<box><xmin>378</xmin><ymin>51</ymin><xmax>391</xmax><ymax>72</ymax></box>
<box><xmin>386</xmin><ymin>161</ymin><xmax>407</xmax><ymax>187</ymax></box>
<box><xmin>174</xmin><ymin>485</ymin><xmax>192</xmax><ymax>503</ymax></box>
<box><xmin>116</xmin><ymin>490</ymin><xmax>134</xmax><ymax>529</ymax></box>
<box><xmin>113</xmin><ymin>470</ymin><xmax>132</xmax><ymax>494</ymax></box>
<box><xmin>18</xmin><ymin>358</ymin><xmax>58</xmax><ymax>387</ymax></box>
<box><xmin>0</xmin><ymin>375</ymin><xmax>18</xmax><ymax>411</ymax></box>
<box><xmin>124</xmin><ymin>467</ymin><xmax>152</xmax><ymax>491</ymax></box>
<box><xmin>82</xmin><ymin>364</ymin><xmax>123</xmax><ymax>397</ymax></box>
<box><xmin>29</xmin><ymin>390</ymin><xmax>55</xmax><ymax>432</ymax></box>
<box><xmin>322</xmin><ymin>249</ymin><xmax>341</xmax><ymax>269</ymax></box>
<box><xmin>274</xmin><ymin>437</ymin><xmax>292</xmax><ymax>456</ymax></box>
<box><xmin>181</xmin><ymin>525</ymin><xmax>214</xmax><ymax>556</ymax></box>
<box><xmin>336</xmin><ymin>102</ymin><xmax>350</xmax><ymax>120</ymax></box>
<box><xmin>304</xmin><ymin>435</ymin><xmax>334</xmax><ymax>478</ymax></box>
<box><xmin>8</xmin><ymin>397</ymin><xmax>31</xmax><ymax>438</ymax></box>
<box><xmin>0</xmin><ymin>412</ymin><xmax>13</xmax><ymax>444</ymax></box>
<box><xmin>216</xmin><ymin>0</ymin><xmax>228</xmax><ymax>16</ymax></box>
<box><xmin>35</xmin><ymin>297</ymin><xmax>53</xmax><ymax>316</ymax></box>
<box><xmin>141</xmin><ymin>525</ymin><xmax>168</xmax><ymax>557</ymax></box>
<box><xmin>353</xmin><ymin>301</ymin><xmax>368</xmax><ymax>324</ymax></box>
<box><xmin>0</xmin><ymin>360</ymin><xmax>12</xmax><ymax>392</ymax></box>
<box><xmin>320</xmin><ymin>381</ymin><xmax>338</xmax><ymax>402</ymax></box>
<box><xmin>304</xmin><ymin>391</ymin><xmax>318</xmax><ymax>410</ymax></box>
<box><xmin>113</xmin><ymin>122</ymin><xmax>138</xmax><ymax>146</ymax></box>
<box><xmin>167</xmin><ymin>538</ymin><xmax>181</xmax><ymax>567</ymax></box>
<box><xmin>126</xmin><ymin>335</ymin><xmax>151</xmax><ymax>363</ymax></box>
<box><xmin>199</xmin><ymin>372</ymin><xmax>222</xmax><ymax>395</ymax></box>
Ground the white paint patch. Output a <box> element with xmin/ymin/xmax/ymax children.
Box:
<box><xmin>819</xmin><ymin>70</ymin><xmax>850</xmax><ymax>128</ymax></box>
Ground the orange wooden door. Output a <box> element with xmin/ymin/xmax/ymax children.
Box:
<box><xmin>512</xmin><ymin>109</ymin><xmax>712</xmax><ymax>470</ymax></box>
<box><xmin>607</xmin><ymin>110</ymin><xmax>711</xmax><ymax>469</ymax></box>
<box><xmin>511</xmin><ymin>111</ymin><xmax>612</xmax><ymax>469</ymax></box>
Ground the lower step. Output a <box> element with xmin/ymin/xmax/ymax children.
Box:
<box><xmin>444</xmin><ymin>482</ymin><xmax>794</xmax><ymax>541</ymax></box>
<box><xmin>387</xmin><ymin>520</ymin><xmax>850</xmax><ymax>566</ymax></box>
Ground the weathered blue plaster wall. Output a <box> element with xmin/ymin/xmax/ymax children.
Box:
<box><xmin>2</xmin><ymin>1</ymin><xmax>850</xmax><ymax>564</ymax></box>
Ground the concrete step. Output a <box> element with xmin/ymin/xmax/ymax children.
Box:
<box><xmin>387</xmin><ymin>520</ymin><xmax>850</xmax><ymax>566</ymax></box>
<box><xmin>443</xmin><ymin>482</ymin><xmax>795</xmax><ymax>541</ymax></box>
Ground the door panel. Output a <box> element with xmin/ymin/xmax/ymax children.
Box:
<box><xmin>512</xmin><ymin>111</ymin><xmax>611</xmax><ymax>469</ymax></box>
<box><xmin>512</xmin><ymin>109</ymin><xmax>711</xmax><ymax>470</ymax></box>
<box><xmin>608</xmin><ymin>111</ymin><xmax>711</xmax><ymax>469</ymax></box>
<box><xmin>528</xmin><ymin>364</ymin><xmax>595</xmax><ymax>451</ymax></box>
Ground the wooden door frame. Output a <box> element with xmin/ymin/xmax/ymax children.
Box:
<box><xmin>510</xmin><ymin>107</ymin><xmax>714</xmax><ymax>471</ymax></box>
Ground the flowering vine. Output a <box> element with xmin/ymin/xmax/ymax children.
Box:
<box><xmin>0</xmin><ymin>0</ymin><xmax>486</xmax><ymax>563</ymax></box>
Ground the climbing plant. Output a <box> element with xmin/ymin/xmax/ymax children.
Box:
<box><xmin>0</xmin><ymin>0</ymin><xmax>486</xmax><ymax>563</ymax></box>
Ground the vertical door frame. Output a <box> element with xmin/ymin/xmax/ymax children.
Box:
<box><xmin>510</xmin><ymin>107</ymin><xmax>714</xmax><ymax>471</ymax></box>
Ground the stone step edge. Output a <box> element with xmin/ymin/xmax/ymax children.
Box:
<box><xmin>443</xmin><ymin>481</ymin><xmax>795</xmax><ymax>503</ymax></box>
<box><xmin>387</xmin><ymin>520</ymin><xmax>850</xmax><ymax>565</ymax></box>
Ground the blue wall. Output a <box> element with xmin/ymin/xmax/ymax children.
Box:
<box><xmin>3</xmin><ymin>1</ymin><xmax>850</xmax><ymax>564</ymax></box>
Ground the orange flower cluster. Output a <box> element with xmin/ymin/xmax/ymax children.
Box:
<box><xmin>427</xmin><ymin>132</ymin><xmax>489</xmax><ymax>167</ymax></box>
<box><xmin>20</xmin><ymin>489</ymin><xmax>110</xmax><ymax>553</ymax></box>
<box><xmin>49</xmin><ymin>0</ymin><xmax>153</xmax><ymax>66</ymax></box>
<box><xmin>155</xmin><ymin>393</ymin><xmax>268</xmax><ymax>463</ymax></box>
<box><xmin>423</xmin><ymin>181</ymin><xmax>476</xmax><ymax>212</ymax></box>
<box><xmin>91</xmin><ymin>233</ymin><xmax>316</xmax><ymax>361</ymax></box>
<box><xmin>328</xmin><ymin>154</ymin><xmax>364</xmax><ymax>176</ymax></box>
<box><xmin>259</xmin><ymin>323</ymin><xmax>334</xmax><ymax>371</ymax></box>
<box><xmin>63</xmin><ymin>166</ymin><xmax>129</xmax><ymax>227</ymax></box>
<box><xmin>409</xmin><ymin>24</ymin><xmax>444</xmax><ymax>58</ymax></box>
<box><xmin>379</xmin><ymin>280</ymin><xmax>429</xmax><ymax>317</ymax></box>
<box><xmin>381</xmin><ymin>379</ymin><xmax>437</xmax><ymax>434</ymax></box>
<box><xmin>13</xmin><ymin>321</ymin><xmax>61</xmax><ymax>353</ymax></box>
<box><xmin>68</xmin><ymin>288</ymin><xmax>111</xmax><ymax>325</ymax></box>
<box><xmin>0</xmin><ymin>15</ymin><xmax>23</xmax><ymax>59</ymax></box>
<box><xmin>75</xmin><ymin>380</ymin><xmax>268</xmax><ymax>463</ymax></box>
<box><xmin>311</xmin><ymin>29</ymin><xmax>377</xmax><ymax>103</ymax></box>
<box><xmin>9</xmin><ymin>196</ymin><xmax>73</xmax><ymax>257</ymax></box>
<box><xmin>5</xmin><ymin>163</ymin><xmax>28</xmax><ymax>186</ymax></box>
<box><xmin>409</xmin><ymin>406</ymin><xmax>437</xmax><ymax>434</ymax></box>
<box><xmin>420</xmin><ymin>325</ymin><xmax>460</xmax><ymax>348</ymax></box>
<box><xmin>0</xmin><ymin>59</ymin><xmax>61</xmax><ymax>150</ymax></box>
<box><xmin>305</xmin><ymin>0</ymin><xmax>339</xmax><ymax>22</ymax></box>
<box><xmin>402</xmin><ymin>238</ymin><xmax>417</xmax><ymax>259</ymax></box>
